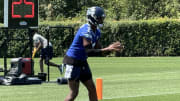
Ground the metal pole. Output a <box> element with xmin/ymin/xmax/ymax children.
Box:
<box><xmin>4</xmin><ymin>29</ymin><xmax>8</xmax><ymax>76</ymax></box>
<box><xmin>28</xmin><ymin>28</ymin><xmax>34</xmax><ymax>75</ymax></box>
<box><xmin>46</xmin><ymin>26</ymin><xmax>50</xmax><ymax>82</ymax></box>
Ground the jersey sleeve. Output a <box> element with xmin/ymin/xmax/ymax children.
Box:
<box><xmin>80</xmin><ymin>31</ymin><xmax>93</xmax><ymax>41</ymax></box>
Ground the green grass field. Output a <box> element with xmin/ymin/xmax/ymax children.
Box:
<box><xmin>0</xmin><ymin>57</ymin><xmax>180</xmax><ymax>101</ymax></box>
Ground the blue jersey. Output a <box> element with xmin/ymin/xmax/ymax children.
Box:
<box><xmin>66</xmin><ymin>23</ymin><xmax>101</xmax><ymax>61</ymax></box>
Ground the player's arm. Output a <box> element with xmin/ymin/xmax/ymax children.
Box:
<box><xmin>83</xmin><ymin>37</ymin><xmax>123</xmax><ymax>55</ymax></box>
<box><xmin>33</xmin><ymin>39</ymin><xmax>42</xmax><ymax>53</ymax></box>
<box><xmin>83</xmin><ymin>38</ymin><xmax>102</xmax><ymax>56</ymax></box>
<box><xmin>32</xmin><ymin>41</ymin><xmax>42</xmax><ymax>58</ymax></box>
<box><xmin>94</xmin><ymin>40</ymin><xmax>112</xmax><ymax>56</ymax></box>
<box><xmin>94</xmin><ymin>40</ymin><xmax>102</xmax><ymax>49</ymax></box>
<box><xmin>35</xmin><ymin>42</ymin><xmax>42</xmax><ymax>52</ymax></box>
<box><xmin>93</xmin><ymin>40</ymin><xmax>110</xmax><ymax>56</ymax></box>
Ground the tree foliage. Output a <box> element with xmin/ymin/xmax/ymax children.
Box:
<box><xmin>124</xmin><ymin>0</ymin><xmax>180</xmax><ymax>20</ymax></box>
<box><xmin>38</xmin><ymin>0</ymin><xmax>180</xmax><ymax>20</ymax></box>
<box><xmin>0</xmin><ymin>0</ymin><xmax>180</xmax><ymax>21</ymax></box>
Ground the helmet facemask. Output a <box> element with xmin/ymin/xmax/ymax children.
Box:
<box><xmin>87</xmin><ymin>6</ymin><xmax>106</xmax><ymax>27</ymax></box>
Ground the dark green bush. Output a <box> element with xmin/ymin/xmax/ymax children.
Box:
<box><xmin>1</xmin><ymin>19</ymin><xmax>180</xmax><ymax>57</ymax></box>
<box><xmin>101</xmin><ymin>19</ymin><xmax>180</xmax><ymax>56</ymax></box>
<box><xmin>0</xmin><ymin>25</ymin><xmax>74</xmax><ymax>58</ymax></box>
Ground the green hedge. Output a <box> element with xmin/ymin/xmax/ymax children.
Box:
<box><xmin>0</xmin><ymin>25</ymin><xmax>75</xmax><ymax>58</ymax></box>
<box><xmin>102</xmin><ymin>19</ymin><xmax>180</xmax><ymax>56</ymax></box>
<box><xmin>1</xmin><ymin>19</ymin><xmax>180</xmax><ymax>57</ymax></box>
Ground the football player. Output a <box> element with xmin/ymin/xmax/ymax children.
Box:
<box><xmin>63</xmin><ymin>6</ymin><xmax>124</xmax><ymax>101</ymax></box>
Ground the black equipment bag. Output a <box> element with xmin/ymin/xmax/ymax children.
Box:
<box><xmin>2</xmin><ymin>74</ymin><xmax>42</xmax><ymax>85</ymax></box>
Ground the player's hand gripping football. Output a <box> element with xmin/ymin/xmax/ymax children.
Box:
<box><xmin>107</xmin><ymin>41</ymin><xmax>124</xmax><ymax>52</ymax></box>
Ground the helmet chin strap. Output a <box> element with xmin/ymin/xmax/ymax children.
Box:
<box><xmin>98</xmin><ymin>24</ymin><xmax>103</xmax><ymax>28</ymax></box>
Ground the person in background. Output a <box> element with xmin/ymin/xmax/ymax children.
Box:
<box><xmin>32</xmin><ymin>29</ymin><xmax>63</xmax><ymax>74</ymax></box>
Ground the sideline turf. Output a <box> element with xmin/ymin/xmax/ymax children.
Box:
<box><xmin>0</xmin><ymin>57</ymin><xmax>180</xmax><ymax>101</ymax></box>
<box><xmin>103</xmin><ymin>93</ymin><xmax>180</xmax><ymax>101</ymax></box>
